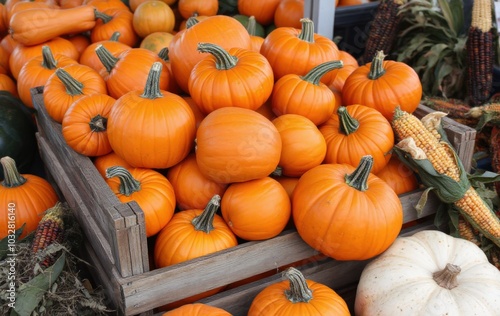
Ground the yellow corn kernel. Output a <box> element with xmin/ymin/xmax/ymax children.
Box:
<box><xmin>457</xmin><ymin>216</ymin><xmax>481</xmax><ymax>246</ymax></box>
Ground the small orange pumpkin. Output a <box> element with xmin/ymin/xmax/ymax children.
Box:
<box><xmin>177</xmin><ymin>0</ymin><xmax>218</xmax><ymax>19</ymax></box>
<box><xmin>132</xmin><ymin>0</ymin><xmax>175</xmax><ymax>38</ymax></box>
<box><xmin>92</xmin><ymin>8</ymin><xmax>139</xmax><ymax>47</ymax></box>
<box><xmin>375</xmin><ymin>155</ymin><xmax>420</xmax><ymax>195</ymax></box>
<box><xmin>79</xmin><ymin>32</ymin><xmax>131</xmax><ymax>75</ymax></box>
<box><xmin>93</xmin><ymin>151</ymin><xmax>131</xmax><ymax>178</ymax></box>
<box><xmin>162</xmin><ymin>303</ymin><xmax>231</xmax><ymax>316</ymax></box>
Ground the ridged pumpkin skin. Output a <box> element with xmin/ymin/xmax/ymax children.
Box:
<box><xmin>0</xmin><ymin>157</ymin><xmax>58</xmax><ymax>239</ymax></box>
<box><xmin>342</xmin><ymin>51</ymin><xmax>422</xmax><ymax>121</ymax></box>
<box><xmin>292</xmin><ymin>158</ymin><xmax>403</xmax><ymax>261</ymax></box>
<box><xmin>237</xmin><ymin>0</ymin><xmax>281</xmax><ymax>25</ymax></box>
<box><xmin>195</xmin><ymin>107</ymin><xmax>282</xmax><ymax>184</ymax></box>
<box><xmin>319</xmin><ymin>104</ymin><xmax>394</xmax><ymax>174</ymax></box>
<box><xmin>93</xmin><ymin>151</ymin><xmax>131</xmax><ymax>179</ymax></box>
<box><xmin>221</xmin><ymin>177</ymin><xmax>291</xmax><ymax>241</ymax></box>
<box><xmin>248</xmin><ymin>267</ymin><xmax>350</xmax><ymax>316</ymax></box>
<box><xmin>375</xmin><ymin>155</ymin><xmax>419</xmax><ymax>195</ymax></box>
<box><xmin>162</xmin><ymin>303</ymin><xmax>231</xmax><ymax>316</ymax></box>
<box><xmin>166</xmin><ymin>153</ymin><xmax>227</xmax><ymax>211</ymax></box>
<box><xmin>168</xmin><ymin>15</ymin><xmax>251</xmax><ymax>93</ymax></box>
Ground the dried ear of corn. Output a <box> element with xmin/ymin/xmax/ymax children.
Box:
<box><xmin>466</xmin><ymin>103</ymin><xmax>500</xmax><ymax>130</ymax></box>
<box><xmin>31</xmin><ymin>202</ymin><xmax>65</xmax><ymax>267</ymax></box>
<box><xmin>391</xmin><ymin>107</ymin><xmax>500</xmax><ymax>248</ymax></box>
<box><xmin>465</xmin><ymin>0</ymin><xmax>494</xmax><ymax>106</ymax></box>
<box><xmin>361</xmin><ymin>0</ymin><xmax>406</xmax><ymax>64</ymax></box>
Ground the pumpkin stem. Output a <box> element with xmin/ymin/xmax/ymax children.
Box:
<box><xmin>94</xmin><ymin>10</ymin><xmax>113</xmax><ymax>24</ymax></box>
<box><xmin>140</xmin><ymin>62</ymin><xmax>164</xmax><ymax>99</ymax></box>
<box><xmin>246</xmin><ymin>16</ymin><xmax>258</xmax><ymax>36</ymax></box>
<box><xmin>191</xmin><ymin>195</ymin><xmax>221</xmax><ymax>233</ymax></box>
<box><xmin>55</xmin><ymin>68</ymin><xmax>84</xmax><ymax>96</ymax></box>
<box><xmin>271</xmin><ymin>166</ymin><xmax>283</xmax><ymax>177</ymax></box>
<box><xmin>41</xmin><ymin>46</ymin><xmax>58</xmax><ymax>70</ymax></box>
<box><xmin>368</xmin><ymin>50</ymin><xmax>387</xmax><ymax>80</ymax></box>
<box><xmin>433</xmin><ymin>263</ymin><xmax>461</xmax><ymax>290</ymax></box>
<box><xmin>110</xmin><ymin>31</ymin><xmax>121</xmax><ymax>42</ymax></box>
<box><xmin>186</xmin><ymin>16</ymin><xmax>200</xmax><ymax>29</ymax></box>
<box><xmin>298</xmin><ymin>18</ymin><xmax>316</xmax><ymax>43</ymax></box>
<box><xmin>344</xmin><ymin>155</ymin><xmax>373</xmax><ymax>191</ymax></box>
<box><xmin>283</xmin><ymin>267</ymin><xmax>313</xmax><ymax>303</ymax></box>
<box><xmin>337</xmin><ymin>106</ymin><xmax>359</xmax><ymax>135</ymax></box>
<box><xmin>89</xmin><ymin>114</ymin><xmax>107</xmax><ymax>132</ymax></box>
<box><xmin>95</xmin><ymin>44</ymin><xmax>120</xmax><ymax>74</ymax></box>
<box><xmin>158</xmin><ymin>47</ymin><xmax>169</xmax><ymax>62</ymax></box>
<box><xmin>0</xmin><ymin>156</ymin><xmax>27</xmax><ymax>188</ymax></box>
<box><xmin>197</xmin><ymin>43</ymin><xmax>238</xmax><ymax>70</ymax></box>
<box><xmin>105</xmin><ymin>166</ymin><xmax>141</xmax><ymax>196</ymax></box>
<box><xmin>302</xmin><ymin>60</ymin><xmax>344</xmax><ymax>85</ymax></box>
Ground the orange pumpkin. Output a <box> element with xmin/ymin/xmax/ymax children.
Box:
<box><xmin>342</xmin><ymin>50</ymin><xmax>423</xmax><ymax>121</ymax></box>
<box><xmin>166</xmin><ymin>153</ymin><xmax>227</xmax><ymax>211</ymax></box>
<box><xmin>79</xmin><ymin>32</ymin><xmax>131</xmax><ymax>75</ymax></box>
<box><xmin>273</xmin><ymin>175</ymin><xmax>299</xmax><ymax>200</ymax></box>
<box><xmin>154</xmin><ymin>194</ymin><xmax>238</xmax><ymax>268</ymax></box>
<box><xmin>106</xmin><ymin>166</ymin><xmax>176</xmax><ymax>237</ymax></box>
<box><xmin>292</xmin><ymin>156</ymin><xmax>403</xmax><ymax>260</ymax></box>
<box><xmin>188</xmin><ymin>42</ymin><xmax>274</xmax><ymax>114</ymax></box>
<box><xmin>375</xmin><ymin>155</ymin><xmax>420</xmax><ymax>195</ymax></box>
<box><xmin>0</xmin><ymin>44</ymin><xmax>10</xmax><ymax>75</ymax></box>
<box><xmin>66</xmin><ymin>34</ymin><xmax>91</xmax><ymax>55</ymax></box>
<box><xmin>177</xmin><ymin>0</ymin><xmax>218</xmax><ymax>19</ymax></box>
<box><xmin>260</xmin><ymin>18</ymin><xmax>339</xmax><ymax>81</ymax></box>
<box><xmin>319</xmin><ymin>104</ymin><xmax>394</xmax><ymax>174</ymax></box>
<box><xmin>43</xmin><ymin>64</ymin><xmax>108</xmax><ymax>123</ymax></box>
<box><xmin>195</xmin><ymin>107</ymin><xmax>282</xmax><ymax>184</ymax></box>
<box><xmin>324</xmin><ymin>64</ymin><xmax>357</xmax><ymax>107</ymax></box>
<box><xmin>92</xmin><ymin>8</ymin><xmax>139</xmax><ymax>47</ymax></box>
<box><xmin>248</xmin><ymin>267</ymin><xmax>350</xmax><ymax>315</ymax></box>
<box><xmin>17</xmin><ymin>45</ymin><xmax>78</xmax><ymax>108</ymax></box>
<box><xmin>62</xmin><ymin>93</ymin><xmax>116</xmax><ymax>157</ymax></box>
<box><xmin>0</xmin><ymin>73</ymin><xmax>17</xmax><ymax>97</ymax></box>
<box><xmin>162</xmin><ymin>303</ymin><xmax>231</xmax><ymax>316</ymax></box>
<box><xmin>132</xmin><ymin>0</ymin><xmax>175</xmax><ymax>38</ymax></box>
<box><xmin>9</xmin><ymin>36</ymin><xmax>79</xmax><ymax>80</ymax></box>
<box><xmin>168</xmin><ymin>15</ymin><xmax>251</xmax><ymax>93</ymax></box>
<box><xmin>271</xmin><ymin>60</ymin><xmax>342</xmax><ymax>125</ymax></box>
<box><xmin>237</xmin><ymin>0</ymin><xmax>281</xmax><ymax>26</ymax></box>
<box><xmin>140</xmin><ymin>31</ymin><xmax>175</xmax><ymax>54</ymax></box>
<box><xmin>107</xmin><ymin>62</ymin><xmax>195</xmax><ymax>169</ymax></box>
<box><xmin>182</xmin><ymin>95</ymin><xmax>205</xmax><ymax>128</ymax></box>
<box><xmin>221</xmin><ymin>176</ymin><xmax>291</xmax><ymax>241</ymax></box>
<box><xmin>95</xmin><ymin>45</ymin><xmax>170</xmax><ymax>99</ymax></box>
<box><xmin>0</xmin><ymin>156</ymin><xmax>58</xmax><ymax>239</ymax></box>
<box><xmin>93</xmin><ymin>151</ymin><xmax>132</xmax><ymax>178</ymax></box>
<box><xmin>272</xmin><ymin>114</ymin><xmax>327</xmax><ymax>177</ymax></box>
<box><xmin>85</xmin><ymin>0</ymin><xmax>129</xmax><ymax>11</ymax></box>
<box><xmin>273</xmin><ymin>0</ymin><xmax>304</xmax><ymax>29</ymax></box>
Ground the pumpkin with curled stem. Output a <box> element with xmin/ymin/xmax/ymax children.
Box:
<box><xmin>355</xmin><ymin>230</ymin><xmax>500</xmax><ymax>316</ymax></box>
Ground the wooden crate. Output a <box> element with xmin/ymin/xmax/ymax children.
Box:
<box><xmin>32</xmin><ymin>86</ymin><xmax>476</xmax><ymax>315</ymax></box>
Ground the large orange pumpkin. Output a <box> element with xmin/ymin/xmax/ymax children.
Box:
<box><xmin>106</xmin><ymin>166</ymin><xmax>175</xmax><ymax>237</ymax></box>
<box><xmin>221</xmin><ymin>176</ymin><xmax>291</xmax><ymax>241</ymax></box>
<box><xmin>319</xmin><ymin>104</ymin><xmax>394</xmax><ymax>174</ymax></box>
<box><xmin>292</xmin><ymin>156</ymin><xmax>403</xmax><ymax>260</ymax></box>
<box><xmin>248</xmin><ymin>267</ymin><xmax>350</xmax><ymax>315</ymax></box>
<box><xmin>342</xmin><ymin>50</ymin><xmax>422</xmax><ymax>121</ymax></box>
<box><xmin>162</xmin><ymin>303</ymin><xmax>231</xmax><ymax>316</ymax></box>
<box><xmin>168</xmin><ymin>15</ymin><xmax>251</xmax><ymax>93</ymax></box>
<box><xmin>0</xmin><ymin>156</ymin><xmax>58</xmax><ymax>239</ymax></box>
<box><xmin>195</xmin><ymin>107</ymin><xmax>282</xmax><ymax>184</ymax></box>
<box><xmin>107</xmin><ymin>62</ymin><xmax>195</xmax><ymax>169</ymax></box>
<box><xmin>237</xmin><ymin>0</ymin><xmax>281</xmax><ymax>25</ymax></box>
<box><xmin>188</xmin><ymin>42</ymin><xmax>274</xmax><ymax>114</ymax></box>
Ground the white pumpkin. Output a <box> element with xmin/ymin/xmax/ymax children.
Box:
<box><xmin>355</xmin><ymin>230</ymin><xmax>500</xmax><ymax>316</ymax></box>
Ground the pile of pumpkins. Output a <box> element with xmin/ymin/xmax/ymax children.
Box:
<box><xmin>1</xmin><ymin>0</ymin><xmax>499</xmax><ymax>314</ymax></box>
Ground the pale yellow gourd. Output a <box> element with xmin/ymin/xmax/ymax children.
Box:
<box><xmin>355</xmin><ymin>230</ymin><xmax>500</xmax><ymax>316</ymax></box>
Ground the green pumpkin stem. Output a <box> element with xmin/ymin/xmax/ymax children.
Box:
<box><xmin>1</xmin><ymin>156</ymin><xmax>27</xmax><ymax>188</ymax></box>
<box><xmin>368</xmin><ymin>50</ymin><xmax>387</xmax><ymax>80</ymax></box>
<box><xmin>302</xmin><ymin>60</ymin><xmax>344</xmax><ymax>85</ymax></box>
<box><xmin>191</xmin><ymin>195</ymin><xmax>221</xmax><ymax>233</ymax></box>
<box><xmin>55</xmin><ymin>68</ymin><xmax>84</xmax><ymax>96</ymax></box>
<box><xmin>110</xmin><ymin>31</ymin><xmax>121</xmax><ymax>42</ymax></box>
<box><xmin>298</xmin><ymin>18</ymin><xmax>316</xmax><ymax>43</ymax></box>
<box><xmin>94</xmin><ymin>10</ymin><xmax>113</xmax><ymax>24</ymax></box>
<box><xmin>41</xmin><ymin>46</ymin><xmax>58</xmax><ymax>70</ymax></box>
<box><xmin>271</xmin><ymin>166</ymin><xmax>283</xmax><ymax>177</ymax></box>
<box><xmin>197</xmin><ymin>43</ymin><xmax>238</xmax><ymax>70</ymax></box>
<box><xmin>158</xmin><ymin>47</ymin><xmax>169</xmax><ymax>62</ymax></box>
<box><xmin>186</xmin><ymin>16</ymin><xmax>200</xmax><ymax>29</ymax></box>
<box><xmin>246</xmin><ymin>16</ymin><xmax>258</xmax><ymax>36</ymax></box>
<box><xmin>89</xmin><ymin>114</ymin><xmax>107</xmax><ymax>132</ymax></box>
<box><xmin>433</xmin><ymin>263</ymin><xmax>460</xmax><ymax>290</ymax></box>
<box><xmin>338</xmin><ymin>106</ymin><xmax>359</xmax><ymax>135</ymax></box>
<box><xmin>140</xmin><ymin>62</ymin><xmax>164</xmax><ymax>99</ymax></box>
<box><xmin>284</xmin><ymin>267</ymin><xmax>313</xmax><ymax>303</ymax></box>
<box><xmin>95</xmin><ymin>44</ymin><xmax>120</xmax><ymax>74</ymax></box>
<box><xmin>345</xmin><ymin>155</ymin><xmax>373</xmax><ymax>191</ymax></box>
<box><xmin>105</xmin><ymin>166</ymin><xmax>141</xmax><ymax>196</ymax></box>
